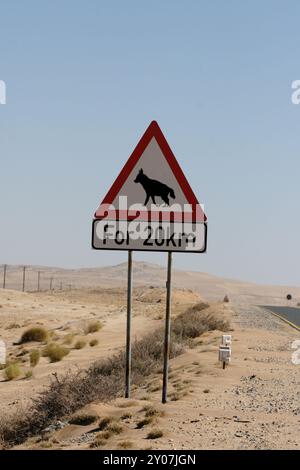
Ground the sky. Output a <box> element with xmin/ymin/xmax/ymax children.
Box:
<box><xmin>0</xmin><ymin>1</ymin><xmax>300</xmax><ymax>285</ymax></box>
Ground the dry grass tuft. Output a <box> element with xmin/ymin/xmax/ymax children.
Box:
<box><xmin>84</xmin><ymin>321</ymin><xmax>102</xmax><ymax>335</ymax></box>
<box><xmin>62</xmin><ymin>333</ymin><xmax>75</xmax><ymax>345</ymax></box>
<box><xmin>89</xmin><ymin>431</ymin><xmax>111</xmax><ymax>448</ymax></box>
<box><xmin>90</xmin><ymin>438</ymin><xmax>107</xmax><ymax>448</ymax></box>
<box><xmin>20</xmin><ymin>327</ymin><xmax>48</xmax><ymax>344</ymax></box>
<box><xmin>24</xmin><ymin>370</ymin><xmax>33</xmax><ymax>379</ymax></box>
<box><xmin>74</xmin><ymin>339</ymin><xmax>87</xmax><ymax>350</ymax></box>
<box><xmin>136</xmin><ymin>417</ymin><xmax>153</xmax><ymax>429</ymax></box>
<box><xmin>115</xmin><ymin>400</ymin><xmax>138</xmax><ymax>408</ymax></box>
<box><xmin>146</xmin><ymin>428</ymin><xmax>163</xmax><ymax>439</ymax></box>
<box><xmin>142</xmin><ymin>405</ymin><xmax>163</xmax><ymax>418</ymax></box>
<box><xmin>3</xmin><ymin>363</ymin><xmax>21</xmax><ymax>381</ymax></box>
<box><xmin>118</xmin><ymin>440</ymin><xmax>133</xmax><ymax>449</ymax></box>
<box><xmin>98</xmin><ymin>416</ymin><xmax>113</xmax><ymax>430</ymax></box>
<box><xmin>69</xmin><ymin>414</ymin><xmax>97</xmax><ymax>426</ymax></box>
<box><xmin>170</xmin><ymin>391</ymin><xmax>185</xmax><ymax>401</ymax></box>
<box><xmin>43</xmin><ymin>343</ymin><xmax>69</xmax><ymax>363</ymax></box>
<box><xmin>106</xmin><ymin>422</ymin><xmax>123</xmax><ymax>434</ymax></box>
<box><xmin>29</xmin><ymin>350</ymin><xmax>40</xmax><ymax>367</ymax></box>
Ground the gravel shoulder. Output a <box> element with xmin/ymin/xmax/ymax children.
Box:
<box><xmin>159</xmin><ymin>303</ymin><xmax>300</xmax><ymax>450</ymax></box>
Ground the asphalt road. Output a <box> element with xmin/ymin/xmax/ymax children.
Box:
<box><xmin>262</xmin><ymin>305</ymin><xmax>300</xmax><ymax>328</ymax></box>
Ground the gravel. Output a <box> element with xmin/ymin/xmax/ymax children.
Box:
<box><xmin>233</xmin><ymin>304</ymin><xmax>286</xmax><ymax>331</ymax></box>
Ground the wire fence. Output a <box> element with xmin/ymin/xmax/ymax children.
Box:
<box><xmin>1</xmin><ymin>264</ymin><xmax>74</xmax><ymax>292</ymax></box>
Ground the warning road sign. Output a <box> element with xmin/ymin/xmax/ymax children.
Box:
<box><xmin>91</xmin><ymin>121</ymin><xmax>208</xmax><ymax>403</ymax></box>
<box><xmin>92</xmin><ymin>121</ymin><xmax>207</xmax><ymax>253</ymax></box>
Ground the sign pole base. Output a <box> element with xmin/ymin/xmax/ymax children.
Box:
<box><xmin>162</xmin><ymin>251</ymin><xmax>173</xmax><ymax>404</ymax></box>
<box><xmin>125</xmin><ymin>250</ymin><xmax>133</xmax><ymax>398</ymax></box>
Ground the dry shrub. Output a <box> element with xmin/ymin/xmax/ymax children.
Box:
<box><xmin>106</xmin><ymin>422</ymin><xmax>123</xmax><ymax>434</ymax></box>
<box><xmin>115</xmin><ymin>399</ymin><xmax>138</xmax><ymax>408</ymax></box>
<box><xmin>25</xmin><ymin>370</ymin><xmax>33</xmax><ymax>379</ymax></box>
<box><xmin>172</xmin><ymin>303</ymin><xmax>228</xmax><ymax>339</ymax></box>
<box><xmin>143</xmin><ymin>405</ymin><xmax>162</xmax><ymax>418</ymax></box>
<box><xmin>90</xmin><ymin>438</ymin><xmax>106</xmax><ymax>448</ymax></box>
<box><xmin>3</xmin><ymin>363</ymin><xmax>21</xmax><ymax>381</ymax></box>
<box><xmin>74</xmin><ymin>339</ymin><xmax>86</xmax><ymax>350</ymax></box>
<box><xmin>146</xmin><ymin>428</ymin><xmax>163</xmax><ymax>439</ymax></box>
<box><xmin>98</xmin><ymin>416</ymin><xmax>113</xmax><ymax>430</ymax></box>
<box><xmin>89</xmin><ymin>430</ymin><xmax>112</xmax><ymax>448</ymax></box>
<box><xmin>20</xmin><ymin>327</ymin><xmax>48</xmax><ymax>344</ymax></box>
<box><xmin>136</xmin><ymin>417</ymin><xmax>153</xmax><ymax>429</ymax></box>
<box><xmin>118</xmin><ymin>440</ymin><xmax>133</xmax><ymax>449</ymax></box>
<box><xmin>170</xmin><ymin>391</ymin><xmax>180</xmax><ymax>401</ymax></box>
<box><xmin>30</xmin><ymin>350</ymin><xmax>40</xmax><ymax>367</ymax></box>
<box><xmin>96</xmin><ymin>430</ymin><xmax>112</xmax><ymax>440</ymax></box>
<box><xmin>69</xmin><ymin>414</ymin><xmax>97</xmax><ymax>426</ymax></box>
<box><xmin>43</xmin><ymin>344</ymin><xmax>69</xmax><ymax>362</ymax></box>
<box><xmin>63</xmin><ymin>333</ymin><xmax>75</xmax><ymax>345</ymax></box>
<box><xmin>84</xmin><ymin>321</ymin><xmax>102</xmax><ymax>335</ymax></box>
<box><xmin>89</xmin><ymin>339</ymin><xmax>99</xmax><ymax>347</ymax></box>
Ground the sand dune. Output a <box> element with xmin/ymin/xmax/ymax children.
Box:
<box><xmin>1</xmin><ymin>261</ymin><xmax>299</xmax><ymax>305</ymax></box>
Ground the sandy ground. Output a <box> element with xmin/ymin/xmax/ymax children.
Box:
<box><xmin>0</xmin><ymin>286</ymin><xmax>200</xmax><ymax>412</ymax></box>
<box><xmin>0</xmin><ymin>284</ymin><xmax>299</xmax><ymax>450</ymax></box>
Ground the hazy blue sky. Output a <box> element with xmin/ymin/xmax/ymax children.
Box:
<box><xmin>1</xmin><ymin>1</ymin><xmax>300</xmax><ymax>285</ymax></box>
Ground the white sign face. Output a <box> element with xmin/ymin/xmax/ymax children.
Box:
<box><xmin>219</xmin><ymin>346</ymin><xmax>231</xmax><ymax>363</ymax></box>
<box><xmin>106</xmin><ymin>138</ymin><xmax>192</xmax><ymax>210</ymax></box>
<box><xmin>92</xmin><ymin>121</ymin><xmax>207</xmax><ymax>253</ymax></box>
<box><xmin>222</xmin><ymin>335</ymin><xmax>232</xmax><ymax>346</ymax></box>
<box><xmin>0</xmin><ymin>340</ymin><xmax>6</xmax><ymax>365</ymax></box>
<box><xmin>92</xmin><ymin>219</ymin><xmax>206</xmax><ymax>252</ymax></box>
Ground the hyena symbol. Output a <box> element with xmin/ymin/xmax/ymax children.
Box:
<box><xmin>134</xmin><ymin>169</ymin><xmax>176</xmax><ymax>206</ymax></box>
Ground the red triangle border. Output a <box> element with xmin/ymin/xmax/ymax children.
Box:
<box><xmin>95</xmin><ymin>121</ymin><xmax>207</xmax><ymax>222</ymax></box>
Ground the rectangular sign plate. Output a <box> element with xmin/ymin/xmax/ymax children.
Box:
<box><xmin>92</xmin><ymin>219</ymin><xmax>207</xmax><ymax>253</ymax></box>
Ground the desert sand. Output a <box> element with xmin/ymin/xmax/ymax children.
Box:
<box><xmin>0</xmin><ymin>262</ymin><xmax>299</xmax><ymax>450</ymax></box>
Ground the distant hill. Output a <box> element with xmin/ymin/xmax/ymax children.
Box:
<box><xmin>1</xmin><ymin>261</ymin><xmax>300</xmax><ymax>305</ymax></box>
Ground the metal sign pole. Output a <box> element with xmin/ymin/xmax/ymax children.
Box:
<box><xmin>22</xmin><ymin>266</ymin><xmax>26</xmax><ymax>292</ymax></box>
<box><xmin>37</xmin><ymin>271</ymin><xmax>40</xmax><ymax>292</ymax></box>
<box><xmin>162</xmin><ymin>251</ymin><xmax>173</xmax><ymax>404</ymax></box>
<box><xmin>125</xmin><ymin>250</ymin><xmax>133</xmax><ymax>398</ymax></box>
<box><xmin>3</xmin><ymin>264</ymin><xmax>7</xmax><ymax>289</ymax></box>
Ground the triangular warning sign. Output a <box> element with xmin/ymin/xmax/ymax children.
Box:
<box><xmin>94</xmin><ymin>121</ymin><xmax>206</xmax><ymax>223</ymax></box>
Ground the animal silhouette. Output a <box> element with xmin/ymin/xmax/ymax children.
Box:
<box><xmin>134</xmin><ymin>169</ymin><xmax>175</xmax><ymax>206</ymax></box>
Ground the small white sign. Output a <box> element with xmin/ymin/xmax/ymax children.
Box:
<box><xmin>0</xmin><ymin>340</ymin><xmax>6</xmax><ymax>365</ymax></box>
<box><xmin>222</xmin><ymin>334</ymin><xmax>232</xmax><ymax>346</ymax></box>
<box><xmin>219</xmin><ymin>345</ymin><xmax>231</xmax><ymax>363</ymax></box>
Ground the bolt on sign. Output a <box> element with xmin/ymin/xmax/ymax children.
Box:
<box><xmin>92</xmin><ymin>121</ymin><xmax>207</xmax><ymax>252</ymax></box>
<box><xmin>91</xmin><ymin>121</ymin><xmax>207</xmax><ymax>403</ymax></box>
